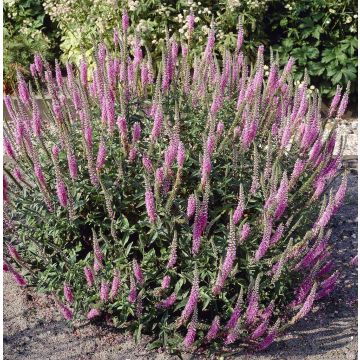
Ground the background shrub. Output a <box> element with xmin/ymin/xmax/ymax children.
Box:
<box><xmin>3</xmin><ymin>0</ymin><xmax>59</xmax><ymax>92</ymax></box>
<box><xmin>3</xmin><ymin>0</ymin><xmax>357</xmax><ymax>108</ymax></box>
<box><xmin>4</xmin><ymin>15</ymin><xmax>350</xmax><ymax>353</ymax></box>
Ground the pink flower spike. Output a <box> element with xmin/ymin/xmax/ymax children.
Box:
<box><xmin>61</xmin><ymin>305</ymin><xmax>73</xmax><ymax>320</ymax></box>
<box><xmin>84</xmin><ymin>266</ymin><xmax>94</xmax><ymax>287</ymax></box>
<box><xmin>187</xmin><ymin>195</ymin><xmax>196</xmax><ymax>219</ymax></box>
<box><xmin>128</xmin><ymin>277</ymin><xmax>137</xmax><ymax>303</ymax></box>
<box><xmin>156</xmin><ymin>293</ymin><xmax>177</xmax><ymax>309</ymax></box>
<box><xmin>161</xmin><ymin>275</ymin><xmax>171</xmax><ymax>289</ymax></box>
<box><xmin>56</xmin><ymin>180</ymin><xmax>68</xmax><ymax>208</ymax></box>
<box><xmin>133</xmin><ymin>259</ymin><xmax>144</xmax><ymax>284</ymax></box>
<box><xmin>87</xmin><ymin>308</ymin><xmax>101</xmax><ymax>320</ymax></box>
<box><xmin>177</xmin><ymin>142</ymin><xmax>186</xmax><ymax>168</ymax></box>
<box><xmin>122</xmin><ymin>10</ymin><xmax>129</xmax><ymax>32</ymax></box>
<box><xmin>64</xmin><ymin>282</ymin><xmax>74</xmax><ymax>303</ymax></box>
<box><xmin>100</xmin><ymin>281</ymin><xmax>110</xmax><ymax>302</ymax></box>
<box><xmin>96</xmin><ymin>141</ymin><xmax>107</xmax><ymax>171</ymax></box>
<box><xmin>110</xmin><ymin>269</ymin><xmax>121</xmax><ymax>299</ymax></box>
<box><xmin>7</xmin><ymin>244</ymin><xmax>21</xmax><ymax>261</ymax></box>
<box><xmin>145</xmin><ymin>186</ymin><xmax>157</xmax><ymax>223</ymax></box>
<box><xmin>206</xmin><ymin>316</ymin><xmax>220</xmax><ymax>341</ymax></box>
<box><xmin>12</xmin><ymin>271</ymin><xmax>27</xmax><ymax>286</ymax></box>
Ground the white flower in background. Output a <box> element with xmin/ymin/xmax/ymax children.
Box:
<box><xmin>201</xmin><ymin>25</ymin><xmax>209</xmax><ymax>34</ymax></box>
<box><xmin>263</xmin><ymin>65</ymin><xmax>269</xmax><ymax>70</ymax></box>
<box><xmin>129</xmin><ymin>0</ymin><xmax>139</xmax><ymax>11</ymax></box>
<box><xmin>228</xmin><ymin>0</ymin><xmax>240</xmax><ymax>10</ymax></box>
<box><xmin>310</xmin><ymin>85</ymin><xmax>315</xmax><ymax>90</ymax></box>
<box><xmin>195</xmin><ymin>17</ymin><xmax>200</xmax><ymax>23</ymax></box>
<box><xmin>265</xmin><ymin>71</ymin><xmax>270</xmax><ymax>76</ymax></box>
<box><xmin>345</xmin><ymin>16</ymin><xmax>352</xmax><ymax>23</ymax></box>
<box><xmin>329</xmin><ymin>9</ymin><xmax>335</xmax><ymax>14</ymax></box>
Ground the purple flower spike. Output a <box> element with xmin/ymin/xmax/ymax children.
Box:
<box><xmin>4</xmin><ymin>137</ymin><xmax>16</xmax><ymax>160</ymax></box>
<box><xmin>122</xmin><ymin>10</ymin><xmax>129</xmax><ymax>32</ymax></box>
<box><xmin>61</xmin><ymin>305</ymin><xmax>73</xmax><ymax>320</ymax></box>
<box><xmin>251</xmin><ymin>319</ymin><xmax>269</xmax><ymax>340</ymax></box>
<box><xmin>180</xmin><ymin>268</ymin><xmax>199</xmax><ymax>323</ymax></box>
<box><xmin>254</xmin><ymin>219</ymin><xmax>272</xmax><ymax>261</ymax></box>
<box><xmin>100</xmin><ymin>281</ymin><xmax>110</xmax><ymax>302</ymax></box>
<box><xmin>167</xmin><ymin>233</ymin><xmax>178</xmax><ymax>269</ymax></box>
<box><xmin>187</xmin><ymin>11</ymin><xmax>195</xmax><ymax>35</ymax></box>
<box><xmin>68</xmin><ymin>153</ymin><xmax>78</xmax><ymax>179</ymax></box>
<box><xmin>240</xmin><ymin>223</ymin><xmax>251</xmax><ymax>243</ymax></box>
<box><xmin>156</xmin><ymin>293</ymin><xmax>177</xmax><ymax>309</ymax></box>
<box><xmin>151</xmin><ymin>106</ymin><xmax>163</xmax><ymax>142</ymax></box>
<box><xmin>12</xmin><ymin>271</ymin><xmax>27</xmax><ymax>286</ymax></box>
<box><xmin>257</xmin><ymin>330</ymin><xmax>276</xmax><ymax>351</ymax></box>
<box><xmin>56</xmin><ymin>180</ymin><xmax>68</xmax><ymax>208</ymax></box>
<box><xmin>133</xmin><ymin>259</ymin><xmax>144</xmax><ymax>284</ymax></box>
<box><xmin>142</xmin><ymin>154</ymin><xmax>153</xmax><ymax>172</ymax></box>
<box><xmin>206</xmin><ymin>316</ymin><xmax>220</xmax><ymax>342</ymax></box>
<box><xmin>128</xmin><ymin>277</ymin><xmax>137</xmax><ymax>303</ymax></box>
<box><xmin>233</xmin><ymin>184</ymin><xmax>245</xmax><ymax>225</ymax></box>
<box><xmin>183</xmin><ymin>322</ymin><xmax>197</xmax><ymax>348</ymax></box>
<box><xmin>7</xmin><ymin>244</ymin><xmax>21</xmax><ymax>261</ymax></box>
<box><xmin>64</xmin><ymin>282</ymin><xmax>74</xmax><ymax>303</ymax></box>
<box><xmin>177</xmin><ymin>142</ymin><xmax>186</xmax><ymax>168</ymax></box>
<box><xmin>132</xmin><ymin>122</ymin><xmax>141</xmax><ymax>143</ymax></box>
<box><xmin>161</xmin><ymin>275</ymin><xmax>171</xmax><ymax>289</ymax></box>
<box><xmin>34</xmin><ymin>54</ymin><xmax>43</xmax><ymax>74</ymax></box>
<box><xmin>110</xmin><ymin>269</ymin><xmax>121</xmax><ymax>299</ymax></box>
<box><xmin>224</xmin><ymin>328</ymin><xmax>239</xmax><ymax>345</ymax></box>
<box><xmin>329</xmin><ymin>85</ymin><xmax>342</xmax><ymax>117</ymax></box>
<box><xmin>187</xmin><ymin>194</ymin><xmax>196</xmax><ymax>219</ymax></box>
<box><xmin>84</xmin><ymin>266</ymin><xmax>94</xmax><ymax>287</ymax></box>
<box><xmin>96</xmin><ymin>141</ymin><xmax>107</xmax><ymax>171</ymax></box>
<box><xmin>337</xmin><ymin>83</ymin><xmax>350</xmax><ymax>118</ymax></box>
<box><xmin>145</xmin><ymin>186</ymin><xmax>157</xmax><ymax>223</ymax></box>
<box><xmin>292</xmin><ymin>283</ymin><xmax>317</xmax><ymax>322</ymax></box>
<box><xmin>87</xmin><ymin>308</ymin><xmax>101</xmax><ymax>320</ymax></box>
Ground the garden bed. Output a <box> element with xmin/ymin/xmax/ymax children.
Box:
<box><xmin>4</xmin><ymin>171</ymin><xmax>357</xmax><ymax>360</ymax></box>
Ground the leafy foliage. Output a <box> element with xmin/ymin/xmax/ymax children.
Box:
<box><xmin>4</xmin><ymin>15</ymin><xmax>349</xmax><ymax>354</ymax></box>
<box><xmin>268</xmin><ymin>0</ymin><xmax>357</xmax><ymax>105</ymax></box>
<box><xmin>3</xmin><ymin>0</ymin><xmax>59</xmax><ymax>93</ymax></box>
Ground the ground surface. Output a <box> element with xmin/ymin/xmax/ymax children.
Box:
<box><xmin>3</xmin><ymin>120</ymin><xmax>358</xmax><ymax>359</ymax></box>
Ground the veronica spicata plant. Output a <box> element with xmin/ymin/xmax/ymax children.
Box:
<box><xmin>3</xmin><ymin>12</ymin><xmax>350</xmax><ymax>354</ymax></box>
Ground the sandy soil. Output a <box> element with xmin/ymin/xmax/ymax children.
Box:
<box><xmin>3</xmin><ymin>172</ymin><xmax>358</xmax><ymax>360</ymax></box>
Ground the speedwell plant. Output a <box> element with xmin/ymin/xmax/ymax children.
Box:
<box><xmin>3</xmin><ymin>11</ymin><xmax>349</xmax><ymax>353</ymax></box>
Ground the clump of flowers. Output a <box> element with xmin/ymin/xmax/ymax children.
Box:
<box><xmin>3</xmin><ymin>12</ymin><xmax>350</xmax><ymax>354</ymax></box>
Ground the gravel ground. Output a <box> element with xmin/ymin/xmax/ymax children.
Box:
<box><xmin>4</xmin><ymin>124</ymin><xmax>358</xmax><ymax>359</ymax></box>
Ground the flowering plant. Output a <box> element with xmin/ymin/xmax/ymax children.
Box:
<box><xmin>4</xmin><ymin>12</ymin><xmax>350</xmax><ymax>353</ymax></box>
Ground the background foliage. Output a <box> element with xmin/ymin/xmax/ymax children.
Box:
<box><xmin>3</xmin><ymin>0</ymin><xmax>358</xmax><ymax>107</ymax></box>
<box><xmin>3</xmin><ymin>0</ymin><xmax>60</xmax><ymax>92</ymax></box>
